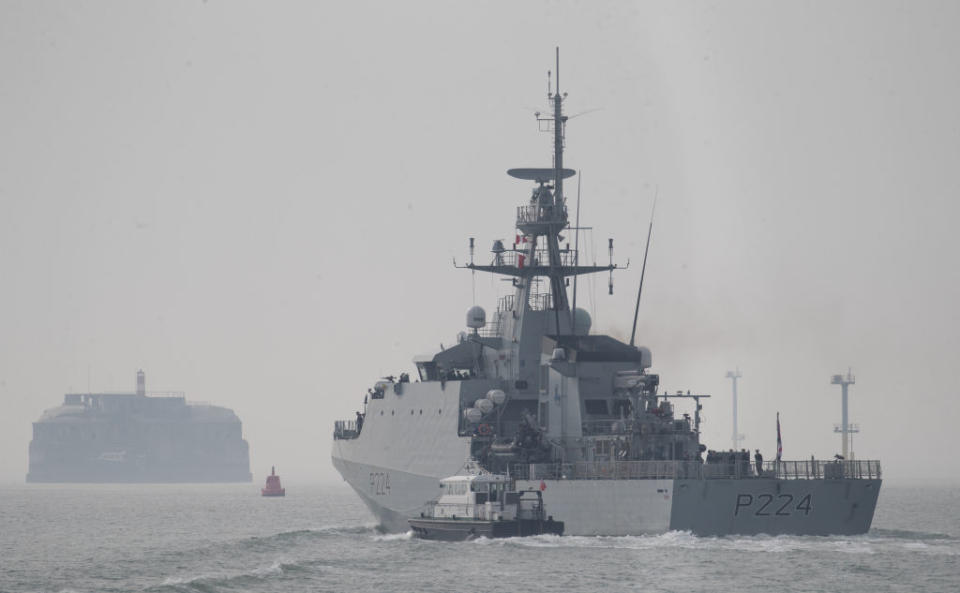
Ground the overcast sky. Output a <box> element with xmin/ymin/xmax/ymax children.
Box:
<box><xmin>2</xmin><ymin>1</ymin><xmax>958</xmax><ymax>484</ymax></box>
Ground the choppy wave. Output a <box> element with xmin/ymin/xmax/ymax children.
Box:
<box><xmin>245</xmin><ymin>524</ymin><xmax>378</xmax><ymax>545</ymax></box>
<box><xmin>151</xmin><ymin>523</ymin><xmax>378</xmax><ymax>565</ymax></box>
<box><xmin>153</xmin><ymin>559</ymin><xmax>305</xmax><ymax>592</ymax></box>
<box><xmin>467</xmin><ymin>529</ymin><xmax>960</xmax><ymax>556</ymax></box>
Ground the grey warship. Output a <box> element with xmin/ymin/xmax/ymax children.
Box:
<box><xmin>27</xmin><ymin>370</ymin><xmax>252</xmax><ymax>483</ymax></box>
<box><xmin>332</xmin><ymin>50</ymin><xmax>881</xmax><ymax>536</ymax></box>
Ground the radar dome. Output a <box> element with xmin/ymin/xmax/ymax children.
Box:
<box><xmin>474</xmin><ymin>398</ymin><xmax>494</xmax><ymax>414</ymax></box>
<box><xmin>466</xmin><ymin>306</ymin><xmax>486</xmax><ymax>329</ymax></box>
<box><xmin>637</xmin><ymin>346</ymin><xmax>652</xmax><ymax>369</ymax></box>
<box><xmin>463</xmin><ymin>408</ymin><xmax>483</xmax><ymax>423</ymax></box>
<box><xmin>487</xmin><ymin>389</ymin><xmax>506</xmax><ymax>405</ymax></box>
<box><xmin>573</xmin><ymin>308</ymin><xmax>592</xmax><ymax>334</ymax></box>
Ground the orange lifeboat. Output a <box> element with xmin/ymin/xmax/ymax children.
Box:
<box><xmin>261</xmin><ymin>466</ymin><xmax>285</xmax><ymax>497</ymax></box>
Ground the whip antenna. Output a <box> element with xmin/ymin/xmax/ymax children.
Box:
<box><xmin>571</xmin><ymin>171</ymin><xmax>582</xmax><ymax>333</ymax></box>
<box><xmin>629</xmin><ymin>190</ymin><xmax>657</xmax><ymax>348</ymax></box>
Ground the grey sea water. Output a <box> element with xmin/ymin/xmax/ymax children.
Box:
<box><xmin>0</xmin><ymin>481</ymin><xmax>956</xmax><ymax>593</ymax></box>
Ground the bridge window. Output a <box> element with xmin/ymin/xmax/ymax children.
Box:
<box><xmin>416</xmin><ymin>362</ymin><xmax>438</xmax><ymax>381</ymax></box>
<box><xmin>584</xmin><ymin>399</ymin><xmax>608</xmax><ymax>415</ymax></box>
<box><xmin>612</xmin><ymin>399</ymin><xmax>632</xmax><ymax>417</ymax></box>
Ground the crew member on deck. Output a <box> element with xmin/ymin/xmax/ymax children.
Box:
<box><xmin>754</xmin><ymin>449</ymin><xmax>763</xmax><ymax>476</ymax></box>
<box><xmin>356</xmin><ymin>411</ymin><xmax>364</xmax><ymax>435</ymax></box>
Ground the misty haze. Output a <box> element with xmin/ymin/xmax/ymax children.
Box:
<box><xmin>2</xmin><ymin>2</ymin><xmax>958</xmax><ymax>592</ymax></box>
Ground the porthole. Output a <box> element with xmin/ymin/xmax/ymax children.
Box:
<box><xmin>410</xmin><ymin>410</ymin><xmax>414</xmax><ymax>415</ymax></box>
<box><xmin>391</xmin><ymin>410</ymin><xmax>395</xmax><ymax>416</ymax></box>
<box><xmin>380</xmin><ymin>411</ymin><xmax>384</xmax><ymax>416</ymax></box>
<box><xmin>438</xmin><ymin>409</ymin><xmax>442</xmax><ymax>414</ymax></box>
<box><xmin>419</xmin><ymin>409</ymin><xmax>423</xmax><ymax>415</ymax></box>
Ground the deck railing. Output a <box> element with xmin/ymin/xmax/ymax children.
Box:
<box><xmin>492</xmin><ymin>249</ymin><xmax>578</xmax><ymax>269</ymax></box>
<box><xmin>517</xmin><ymin>204</ymin><xmax>568</xmax><ymax>226</ymax></box>
<box><xmin>511</xmin><ymin>459</ymin><xmax>881</xmax><ymax>481</ymax></box>
<box><xmin>333</xmin><ymin>420</ymin><xmax>359</xmax><ymax>440</ymax></box>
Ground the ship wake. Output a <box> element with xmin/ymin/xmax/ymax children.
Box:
<box><xmin>463</xmin><ymin>529</ymin><xmax>960</xmax><ymax>556</ymax></box>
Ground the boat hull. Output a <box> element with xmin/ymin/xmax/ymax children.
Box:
<box><xmin>409</xmin><ymin>517</ymin><xmax>564</xmax><ymax>540</ymax></box>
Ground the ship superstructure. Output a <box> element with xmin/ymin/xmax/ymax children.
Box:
<box><xmin>28</xmin><ymin>370</ymin><xmax>252</xmax><ymax>483</ymax></box>
<box><xmin>331</xmin><ymin>50</ymin><xmax>881</xmax><ymax>536</ymax></box>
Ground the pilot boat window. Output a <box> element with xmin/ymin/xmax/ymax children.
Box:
<box><xmin>446</xmin><ymin>482</ymin><xmax>467</xmax><ymax>495</ymax></box>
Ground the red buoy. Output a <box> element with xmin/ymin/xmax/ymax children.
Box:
<box><xmin>261</xmin><ymin>466</ymin><xmax>285</xmax><ymax>497</ymax></box>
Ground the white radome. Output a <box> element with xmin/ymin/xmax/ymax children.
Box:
<box><xmin>487</xmin><ymin>389</ymin><xmax>506</xmax><ymax>405</ymax></box>
<box><xmin>474</xmin><ymin>398</ymin><xmax>494</xmax><ymax>414</ymax></box>
<box><xmin>466</xmin><ymin>306</ymin><xmax>486</xmax><ymax>329</ymax></box>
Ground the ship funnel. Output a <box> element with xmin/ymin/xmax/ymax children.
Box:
<box><xmin>137</xmin><ymin>370</ymin><xmax>145</xmax><ymax>397</ymax></box>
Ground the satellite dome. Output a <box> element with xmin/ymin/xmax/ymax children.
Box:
<box><xmin>487</xmin><ymin>389</ymin><xmax>506</xmax><ymax>405</ymax></box>
<box><xmin>573</xmin><ymin>308</ymin><xmax>592</xmax><ymax>334</ymax></box>
<box><xmin>474</xmin><ymin>398</ymin><xmax>494</xmax><ymax>414</ymax></box>
<box><xmin>637</xmin><ymin>346</ymin><xmax>652</xmax><ymax>369</ymax></box>
<box><xmin>463</xmin><ymin>408</ymin><xmax>483</xmax><ymax>423</ymax></box>
<box><xmin>466</xmin><ymin>306</ymin><xmax>486</xmax><ymax>329</ymax></box>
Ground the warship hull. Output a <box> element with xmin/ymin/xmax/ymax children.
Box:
<box><xmin>333</xmin><ymin>446</ymin><xmax>880</xmax><ymax>536</ymax></box>
<box><xmin>331</xmin><ymin>382</ymin><xmax>880</xmax><ymax>536</ymax></box>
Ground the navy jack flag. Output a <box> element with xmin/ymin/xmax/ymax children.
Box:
<box><xmin>776</xmin><ymin>412</ymin><xmax>783</xmax><ymax>461</ymax></box>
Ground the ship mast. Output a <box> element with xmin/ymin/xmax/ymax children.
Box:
<box><xmin>459</xmin><ymin>48</ymin><xmax>622</xmax><ymax>335</ymax></box>
<box><xmin>548</xmin><ymin>46</ymin><xmax>569</xmax><ymax>315</ymax></box>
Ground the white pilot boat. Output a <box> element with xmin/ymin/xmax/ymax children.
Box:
<box><xmin>408</xmin><ymin>462</ymin><xmax>564</xmax><ymax>540</ymax></box>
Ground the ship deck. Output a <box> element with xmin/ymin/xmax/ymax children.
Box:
<box><xmin>512</xmin><ymin>459</ymin><xmax>881</xmax><ymax>481</ymax></box>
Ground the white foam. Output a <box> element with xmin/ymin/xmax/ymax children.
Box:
<box><xmin>251</xmin><ymin>559</ymin><xmax>286</xmax><ymax>577</ymax></box>
<box><xmin>462</xmin><ymin>530</ymin><xmax>957</xmax><ymax>556</ymax></box>
<box><xmin>373</xmin><ymin>530</ymin><xmax>414</xmax><ymax>542</ymax></box>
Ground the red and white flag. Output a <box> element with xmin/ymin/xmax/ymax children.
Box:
<box><xmin>516</xmin><ymin>234</ymin><xmax>529</xmax><ymax>269</ymax></box>
<box><xmin>539</xmin><ymin>480</ymin><xmax>547</xmax><ymax>491</ymax></box>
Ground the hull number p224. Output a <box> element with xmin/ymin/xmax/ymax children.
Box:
<box><xmin>734</xmin><ymin>493</ymin><xmax>812</xmax><ymax>516</ymax></box>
